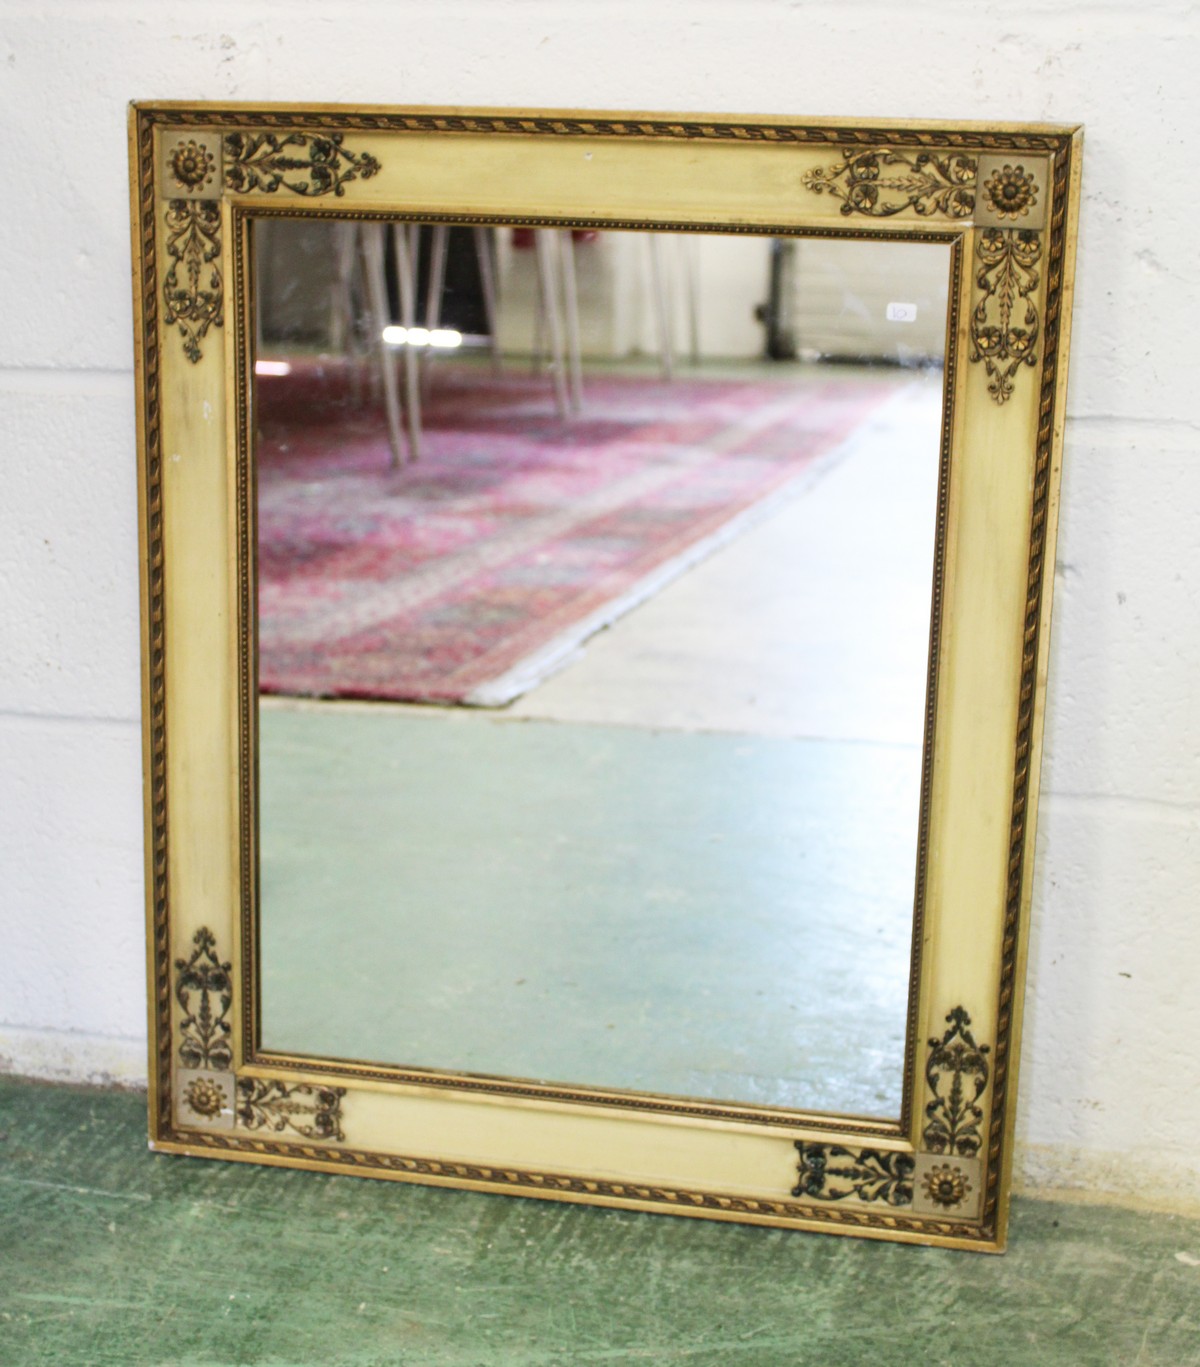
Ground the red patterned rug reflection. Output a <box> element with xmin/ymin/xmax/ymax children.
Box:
<box><xmin>256</xmin><ymin>362</ymin><xmax>892</xmax><ymax>705</ymax></box>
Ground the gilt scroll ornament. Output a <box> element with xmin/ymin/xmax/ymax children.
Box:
<box><xmin>791</xmin><ymin>1003</ymin><xmax>992</xmax><ymax>1215</ymax></box>
<box><xmin>162</xmin><ymin>201</ymin><xmax>224</xmax><ymax>365</ymax></box>
<box><xmin>173</xmin><ymin>927</ymin><xmax>348</xmax><ymax>1141</ymax></box>
<box><xmin>922</xmin><ymin>1006</ymin><xmax>991</xmax><ymax>1158</ymax></box>
<box><xmin>236</xmin><ymin>1079</ymin><xmax>347</xmax><ymax>1142</ymax></box>
<box><xmin>175</xmin><ymin>926</ymin><xmax>233</xmax><ymax>1072</ymax></box>
<box><xmin>801</xmin><ymin>148</ymin><xmax>1048</xmax><ymax>405</ymax></box>
<box><xmin>161</xmin><ymin>131</ymin><xmax>381</xmax><ymax>361</ymax></box>
<box><xmin>801</xmin><ymin>148</ymin><xmax>977</xmax><ymax>219</ymax></box>
<box><xmin>173</xmin><ymin>927</ymin><xmax>237</xmax><ymax>1132</ymax></box>
<box><xmin>793</xmin><ymin>1143</ymin><xmax>915</xmax><ymax>1206</ymax></box>
<box><xmin>969</xmin><ymin>227</ymin><xmax>1043</xmax><ymax>405</ymax></box>
<box><xmin>967</xmin><ymin>156</ymin><xmax>1047</xmax><ymax>405</ymax></box>
<box><xmin>222</xmin><ymin>132</ymin><xmax>381</xmax><ymax>197</ymax></box>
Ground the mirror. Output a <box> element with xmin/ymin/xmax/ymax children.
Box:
<box><xmin>133</xmin><ymin>104</ymin><xmax>1082</xmax><ymax>1249</ymax></box>
<box><xmin>253</xmin><ymin>220</ymin><xmax>951</xmax><ymax>1119</ymax></box>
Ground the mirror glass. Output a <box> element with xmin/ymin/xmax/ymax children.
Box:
<box><xmin>252</xmin><ymin>218</ymin><xmax>950</xmax><ymax>1119</ymax></box>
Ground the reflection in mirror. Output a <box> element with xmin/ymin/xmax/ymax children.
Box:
<box><xmin>252</xmin><ymin>218</ymin><xmax>950</xmax><ymax>1118</ymax></box>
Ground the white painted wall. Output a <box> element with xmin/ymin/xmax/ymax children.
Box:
<box><xmin>1</xmin><ymin>1</ymin><xmax>1197</xmax><ymax>1212</ymax></box>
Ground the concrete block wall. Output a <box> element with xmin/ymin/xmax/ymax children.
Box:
<box><xmin>1</xmin><ymin>1</ymin><xmax>1197</xmax><ymax>1211</ymax></box>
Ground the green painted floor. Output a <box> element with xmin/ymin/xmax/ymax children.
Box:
<box><xmin>2</xmin><ymin>1079</ymin><xmax>1198</xmax><ymax>1366</ymax></box>
<box><xmin>259</xmin><ymin>706</ymin><xmax>917</xmax><ymax>1117</ymax></box>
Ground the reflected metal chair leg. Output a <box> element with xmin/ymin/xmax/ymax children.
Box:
<box><xmin>422</xmin><ymin>223</ymin><xmax>449</xmax><ymax>398</ymax></box>
<box><xmin>360</xmin><ymin>223</ymin><xmax>407</xmax><ymax>469</ymax></box>
<box><xmin>330</xmin><ymin>223</ymin><xmax>356</xmax><ymax>357</ymax></box>
<box><xmin>474</xmin><ymin>226</ymin><xmax>502</xmax><ymax>375</ymax></box>
<box><xmin>393</xmin><ymin>223</ymin><xmax>422</xmax><ymax>463</ymax></box>
<box><xmin>648</xmin><ymin>234</ymin><xmax>676</xmax><ymax>381</ymax></box>
<box><xmin>332</xmin><ymin>223</ymin><xmax>368</xmax><ymax>407</ymax></box>
<box><xmin>535</xmin><ymin>229</ymin><xmax>571</xmax><ymax>418</ymax></box>
<box><xmin>558</xmin><ymin>231</ymin><xmax>584</xmax><ymax>413</ymax></box>
<box><xmin>682</xmin><ymin>235</ymin><xmax>701</xmax><ymax>366</ymax></box>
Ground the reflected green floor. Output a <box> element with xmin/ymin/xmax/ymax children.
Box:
<box><xmin>2</xmin><ymin>1078</ymin><xmax>1199</xmax><ymax>1366</ymax></box>
<box><xmin>259</xmin><ymin>705</ymin><xmax>919</xmax><ymax>1116</ymax></box>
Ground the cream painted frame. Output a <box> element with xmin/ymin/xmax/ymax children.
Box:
<box><xmin>129</xmin><ymin>104</ymin><xmax>1082</xmax><ymax>1252</ymax></box>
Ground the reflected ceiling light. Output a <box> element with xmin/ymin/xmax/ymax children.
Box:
<box><xmin>381</xmin><ymin>326</ymin><xmax>463</xmax><ymax>348</ymax></box>
<box><xmin>254</xmin><ymin>359</ymin><xmax>292</xmax><ymax>376</ymax></box>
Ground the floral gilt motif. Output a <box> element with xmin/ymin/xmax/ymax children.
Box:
<box><xmin>921</xmin><ymin>1162</ymin><xmax>972</xmax><ymax>1209</ymax></box>
<box><xmin>162</xmin><ymin>200</ymin><xmax>223</xmax><ymax>365</ymax></box>
<box><xmin>969</xmin><ymin>228</ymin><xmax>1042</xmax><ymax>404</ymax></box>
<box><xmin>793</xmin><ymin>1143</ymin><xmax>915</xmax><ymax>1205</ymax></box>
<box><xmin>162</xmin><ymin>132</ymin><xmax>381</xmax><ymax>361</ymax></box>
<box><xmin>802</xmin><ymin>148</ymin><xmax>976</xmax><ymax>218</ymax></box>
<box><xmin>980</xmin><ymin>163</ymin><xmax>1038</xmax><ymax>222</ymax></box>
<box><xmin>922</xmin><ymin>1006</ymin><xmax>991</xmax><ymax>1157</ymax></box>
<box><xmin>237</xmin><ymin>1079</ymin><xmax>346</xmax><ymax>1142</ymax></box>
<box><xmin>184</xmin><ymin>1075</ymin><xmax>227</xmax><ymax>1119</ymax></box>
<box><xmin>174</xmin><ymin>927</ymin><xmax>233</xmax><ymax>1072</ymax></box>
<box><xmin>168</xmin><ymin>139</ymin><xmax>218</xmax><ymax>193</ymax></box>
<box><xmin>223</xmin><ymin>132</ymin><xmax>381</xmax><ymax>197</ymax></box>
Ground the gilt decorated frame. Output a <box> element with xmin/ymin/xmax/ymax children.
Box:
<box><xmin>129</xmin><ymin>103</ymin><xmax>1082</xmax><ymax>1252</ymax></box>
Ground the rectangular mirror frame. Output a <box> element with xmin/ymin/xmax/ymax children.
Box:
<box><xmin>129</xmin><ymin>103</ymin><xmax>1082</xmax><ymax>1251</ymax></box>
